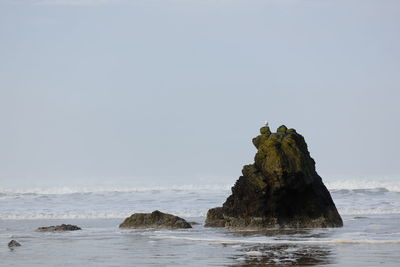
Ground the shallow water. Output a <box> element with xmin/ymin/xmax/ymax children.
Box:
<box><xmin>0</xmin><ymin>215</ymin><xmax>399</xmax><ymax>266</ymax></box>
<box><xmin>1</xmin><ymin>181</ymin><xmax>400</xmax><ymax>266</ymax></box>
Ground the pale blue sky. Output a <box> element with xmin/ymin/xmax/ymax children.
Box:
<box><xmin>1</xmin><ymin>0</ymin><xmax>399</xmax><ymax>186</ymax></box>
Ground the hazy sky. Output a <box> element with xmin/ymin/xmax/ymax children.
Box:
<box><xmin>1</xmin><ymin>0</ymin><xmax>399</xmax><ymax>186</ymax></box>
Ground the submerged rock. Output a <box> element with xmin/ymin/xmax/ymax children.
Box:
<box><xmin>119</xmin><ymin>210</ymin><xmax>192</xmax><ymax>229</ymax></box>
<box><xmin>205</xmin><ymin>124</ymin><xmax>343</xmax><ymax>229</ymax></box>
<box><xmin>36</xmin><ymin>224</ymin><xmax>81</xmax><ymax>232</ymax></box>
<box><xmin>8</xmin><ymin>240</ymin><xmax>21</xmax><ymax>248</ymax></box>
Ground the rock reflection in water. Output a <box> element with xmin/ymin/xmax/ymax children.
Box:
<box><xmin>227</xmin><ymin>229</ymin><xmax>334</xmax><ymax>266</ymax></box>
<box><xmin>233</xmin><ymin>244</ymin><xmax>332</xmax><ymax>266</ymax></box>
<box><xmin>229</xmin><ymin>228</ymin><xmax>333</xmax><ymax>239</ymax></box>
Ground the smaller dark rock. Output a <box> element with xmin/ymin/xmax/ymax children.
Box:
<box><xmin>36</xmin><ymin>224</ymin><xmax>81</xmax><ymax>232</ymax></box>
<box><xmin>8</xmin><ymin>240</ymin><xmax>21</xmax><ymax>248</ymax></box>
<box><xmin>119</xmin><ymin>210</ymin><xmax>192</xmax><ymax>229</ymax></box>
<box><xmin>205</xmin><ymin>207</ymin><xmax>226</xmax><ymax>227</ymax></box>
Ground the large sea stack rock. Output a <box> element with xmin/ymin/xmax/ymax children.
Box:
<box><xmin>205</xmin><ymin>124</ymin><xmax>343</xmax><ymax>229</ymax></box>
<box><xmin>119</xmin><ymin>210</ymin><xmax>192</xmax><ymax>229</ymax></box>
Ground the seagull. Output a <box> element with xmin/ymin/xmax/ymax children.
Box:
<box><xmin>264</xmin><ymin>121</ymin><xmax>269</xmax><ymax>127</ymax></box>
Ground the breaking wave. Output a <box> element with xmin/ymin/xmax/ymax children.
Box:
<box><xmin>1</xmin><ymin>178</ymin><xmax>399</xmax><ymax>195</ymax></box>
<box><xmin>325</xmin><ymin>178</ymin><xmax>400</xmax><ymax>193</ymax></box>
<box><xmin>0</xmin><ymin>184</ymin><xmax>231</xmax><ymax>195</ymax></box>
<box><xmin>153</xmin><ymin>236</ymin><xmax>400</xmax><ymax>245</ymax></box>
<box><xmin>1</xmin><ymin>177</ymin><xmax>399</xmax><ymax>220</ymax></box>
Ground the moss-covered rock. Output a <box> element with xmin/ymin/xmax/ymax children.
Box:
<box><xmin>260</xmin><ymin>126</ymin><xmax>271</xmax><ymax>135</ymax></box>
<box><xmin>205</xmin><ymin>124</ymin><xmax>343</xmax><ymax>229</ymax></box>
<box><xmin>119</xmin><ymin>210</ymin><xmax>192</xmax><ymax>229</ymax></box>
<box><xmin>277</xmin><ymin>125</ymin><xmax>288</xmax><ymax>133</ymax></box>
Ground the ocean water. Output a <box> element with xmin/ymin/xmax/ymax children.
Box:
<box><xmin>1</xmin><ymin>177</ymin><xmax>400</xmax><ymax>266</ymax></box>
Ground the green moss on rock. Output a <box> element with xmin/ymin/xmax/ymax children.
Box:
<box><xmin>277</xmin><ymin>125</ymin><xmax>288</xmax><ymax>133</ymax></box>
<box><xmin>260</xmin><ymin>126</ymin><xmax>271</xmax><ymax>135</ymax></box>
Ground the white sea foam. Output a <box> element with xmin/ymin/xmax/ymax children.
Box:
<box><xmin>153</xmin><ymin>236</ymin><xmax>400</xmax><ymax>245</ymax></box>
<box><xmin>0</xmin><ymin>184</ymin><xmax>231</xmax><ymax>195</ymax></box>
<box><xmin>339</xmin><ymin>208</ymin><xmax>400</xmax><ymax>216</ymax></box>
<box><xmin>246</xmin><ymin>250</ymin><xmax>263</xmax><ymax>256</ymax></box>
<box><xmin>0</xmin><ymin>210</ymin><xmax>207</xmax><ymax>220</ymax></box>
<box><xmin>325</xmin><ymin>178</ymin><xmax>400</xmax><ymax>192</ymax></box>
<box><xmin>1</xmin><ymin>177</ymin><xmax>400</xmax><ymax>220</ymax></box>
<box><xmin>0</xmin><ymin>213</ymin><xmax>131</xmax><ymax>220</ymax></box>
<box><xmin>1</xmin><ymin>176</ymin><xmax>399</xmax><ymax>195</ymax></box>
<box><xmin>2</xmin><ymin>208</ymin><xmax>398</xmax><ymax>220</ymax></box>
